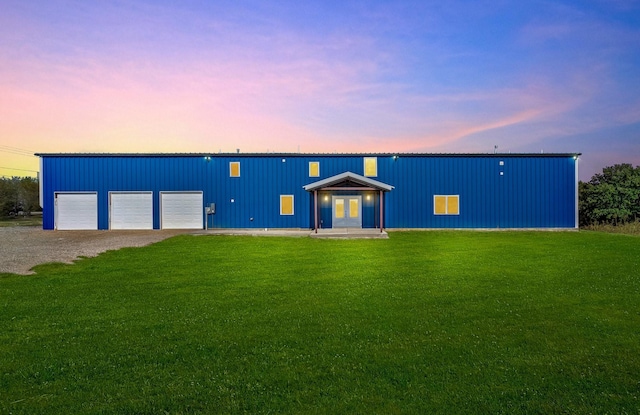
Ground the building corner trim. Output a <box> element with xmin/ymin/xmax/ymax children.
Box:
<box><xmin>575</xmin><ymin>157</ymin><xmax>579</xmax><ymax>229</ymax></box>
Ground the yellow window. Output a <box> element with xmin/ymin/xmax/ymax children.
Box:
<box><xmin>309</xmin><ymin>161</ymin><xmax>319</xmax><ymax>177</ymax></box>
<box><xmin>230</xmin><ymin>162</ymin><xmax>240</xmax><ymax>177</ymax></box>
<box><xmin>349</xmin><ymin>198</ymin><xmax>359</xmax><ymax>218</ymax></box>
<box><xmin>434</xmin><ymin>196</ymin><xmax>447</xmax><ymax>215</ymax></box>
<box><xmin>364</xmin><ymin>157</ymin><xmax>377</xmax><ymax>177</ymax></box>
<box><xmin>434</xmin><ymin>195</ymin><xmax>460</xmax><ymax>215</ymax></box>
<box><xmin>447</xmin><ymin>196</ymin><xmax>459</xmax><ymax>215</ymax></box>
<box><xmin>280</xmin><ymin>195</ymin><xmax>294</xmax><ymax>215</ymax></box>
<box><xmin>335</xmin><ymin>199</ymin><xmax>345</xmax><ymax>218</ymax></box>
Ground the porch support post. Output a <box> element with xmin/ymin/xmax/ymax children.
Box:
<box><xmin>379</xmin><ymin>190</ymin><xmax>384</xmax><ymax>232</ymax></box>
<box><xmin>314</xmin><ymin>190</ymin><xmax>318</xmax><ymax>233</ymax></box>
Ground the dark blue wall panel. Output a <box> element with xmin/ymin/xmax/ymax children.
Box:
<box><xmin>39</xmin><ymin>153</ymin><xmax>578</xmax><ymax>230</ymax></box>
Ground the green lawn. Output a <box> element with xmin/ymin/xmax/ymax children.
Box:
<box><xmin>0</xmin><ymin>215</ymin><xmax>42</xmax><ymax>227</ymax></box>
<box><xmin>1</xmin><ymin>231</ymin><xmax>639</xmax><ymax>414</ymax></box>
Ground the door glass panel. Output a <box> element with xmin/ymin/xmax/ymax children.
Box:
<box><xmin>335</xmin><ymin>199</ymin><xmax>344</xmax><ymax>218</ymax></box>
<box><xmin>349</xmin><ymin>198</ymin><xmax>359</xmax><ymax>218</ymax></box>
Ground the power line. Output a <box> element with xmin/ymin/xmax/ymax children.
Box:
<box><xmin>0</xmin><ymin>149</ymin><xmax>35</xmax><ymax>157</ymax></box>
<box><xmin>0</xmin><ymin>144</ymin><xmax>35</xmax><ymax>154</ymax></box>
<box><xmin>0</xmin><ymin>166</ymin><xmax>38</xmax><ymax>173</ymax></box>
<box><xmin>0</xmin><ymin>146</ymin><xmax>34</xmax><ymax>157</ymax></box>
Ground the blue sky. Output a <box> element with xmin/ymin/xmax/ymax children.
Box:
<box><xmin>1</xmin><ymin>0</ymin><xmax>639</xmax><ymax>180</ymax></box>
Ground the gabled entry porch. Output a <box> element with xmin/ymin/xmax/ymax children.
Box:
<box><xmin>303</xmin><ymin>171</ymin><xmax>394</xmax><ymax>233</ymax></box>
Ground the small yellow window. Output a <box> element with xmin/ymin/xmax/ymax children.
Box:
<box><xmin>309</xmin><ymin>161</ymin><xmax>320</xmax><ymax>177</ymax></box>
<box><xmin>230</xmin><ymin>162</ymin><xmax>240</xmax><ymax>177</ymax></box>
<box><xmin>280</xmin><ymin>195</ymin><xmax>294</xmax><ymax>215</ymax></box>
<box><xmin>447</xmin><ymin>196</ymin><xmax>459</xmax><ymax>215</ymax></box>
<box><xmin>349</xmin><ymin>198</ymin><xmax>359</xmax><ymax>218</ymax></box>
<box><xmin>434</xmin><ymin>196</ymin><xmax>447</xmax><ymax>215</ymax></box>
<box><xmin>364</xmin><ymin>157</ymin><xmax>377</xmax><ymax>177</ymax></box>
<box><xmin>335</xmin><ymin>199</ymin><xmax>345</xmax><ymax>218</ymax></box>
<box><xmin>434</xmin><ymin>195</ymin><xmax>460</xmax><ymax>215</ymax></box>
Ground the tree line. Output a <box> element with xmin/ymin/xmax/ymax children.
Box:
<box><xmin>0</xmin><ymin>177</ymin><xmax>40</xmax><ymax>216</ymax></box>
<box><xmin>579</xmin><ymin>164</ymin><xmax>640</xmax><ymax>226</ymax></box>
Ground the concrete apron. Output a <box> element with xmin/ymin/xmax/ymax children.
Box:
<box><xmin>192</xmin><ymin>228</ymin><xmax>388</xmax><ymax>239</ymax></box>
<box><xmin>310</xmin><ymin>228</ymin><xmax>388</xmax><ymax>239</ymax></box>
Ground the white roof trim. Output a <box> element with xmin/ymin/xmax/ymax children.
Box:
<box><xmin>303</xmin><ymin>171</ymin><xmax>394</xmax><ymax>192</ymax></box>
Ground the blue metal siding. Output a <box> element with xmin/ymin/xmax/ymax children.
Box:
<box><xmin>39</xmin><ymin>154</ymin><xmax>578</xmax><ymax>230</ymax></box>
<box><xmin>377</xmin><ymin>155</ymin><xmax>577</xmax><ymax>229</ymax></box>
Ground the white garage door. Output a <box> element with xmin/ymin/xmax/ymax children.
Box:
<box><xmin>109</xmin><ymin>192</ymin><xmax>153</xmax><ymax>230</ymax></box>
<box><xmin>160</xmin><ymin>191</ymin><xmax>203</xmax><ymax>229</ymax></box>
<box><xmin>55</xmin><ymin>192</ymin><xmax>98</xmax><ymax>230</ymax></box>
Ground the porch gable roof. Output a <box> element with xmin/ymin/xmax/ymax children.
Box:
<box><xmin>303</xmin><ymin>171</ymin><xmax>394</xmax><ymax>192</ymax></box>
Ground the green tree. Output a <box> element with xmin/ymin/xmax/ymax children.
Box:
<box><xmin>20</xmin><ymin>177</ymin><xmax>40</xmax><ymax>212</ymax></box>
<box><xmin>0</xmin><ymin>177</ymin><xmax>19</xmax><ymax>215</ymax></box>
<box><xmin>579</xmin><ymin>164</ymin><xmax>640</xmax><ymax>226</ymax></box>
<box><xmin>0</xmin><ymin>176</ymin><xmax>40</xmax><ymax>216</ymax></box>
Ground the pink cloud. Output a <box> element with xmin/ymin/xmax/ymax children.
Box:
<box><xmin>0</xmin><ymin>46</ymin><xmax>606</xmax><ymax>159</ymax></box>
<box><xmin>1</xmin><ymin>0</ymin><xmax>638</xmax><ymax>169</ymax></box>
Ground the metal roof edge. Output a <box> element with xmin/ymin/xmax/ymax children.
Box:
<box><xmin>35</xmin><ymin>152</ymin><xmax>582</xmax><ymax>158</ymax></box>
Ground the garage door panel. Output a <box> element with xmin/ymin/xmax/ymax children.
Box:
<box><xmin>161</xmin><ymin>192</ymin><xmax>203</xmax><ymax>229</ymax></box>
<box><xmin>55</xmin><ymin>193</ymin><xmax>98</xmax><ymax>230</ymax></box>
<box><xmin>110</xmin><ymin>192</ymin><xmax>153</xmax><ymax>230</ymax></box>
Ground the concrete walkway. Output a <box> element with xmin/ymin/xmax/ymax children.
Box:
<box><xmin>193</xmin><ymin>229</ymin><xmax>311</xmax><ymax>237</ymax></box>
<box><xmin>193</xmin><ymin>228</ymin><xmax>388</xmax><ymax>239</ymax></box>
<box><xmin>310</xmin><ymin>228</ymin><xmax>388</xmax><ymax>239</ymax></box>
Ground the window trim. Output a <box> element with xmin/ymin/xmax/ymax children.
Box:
<box><xmin>229</xmin><ymin>161</ymin><xmax>240</xmax><ymax>177</ymax></box>
<box><xmin>434</xmin><ymin>195</ymin><xmax>460</xmax><ymax>215</ymax></box>
<box><xmin>364</xmin><ymin>157</ymin><xmax>377</xmax><ymax>177</ymax></box>
<box><xmin>309</xmin><ymin>161</ymin><xmax>320</xmax><ymax>177</ymax></box>
<box><xmin>280</xmin><ymin>195</ymin><xmax>294</xmax><ymax>215</ymax></box>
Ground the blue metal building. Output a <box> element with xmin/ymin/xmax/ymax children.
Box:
<box><xmin>36</xmin><ymin>153</ymin><xmax>580</xmax><ymax>231</ymax></box>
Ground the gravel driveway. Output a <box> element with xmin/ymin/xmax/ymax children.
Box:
<box><xmin>0</xmin><ymin>227</ymin><xmax>190</xmax><ymax>275</ymax></box>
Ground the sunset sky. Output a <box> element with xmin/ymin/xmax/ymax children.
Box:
<box><xmin>1</xmin><ymin>0</ymin><xmax>639</xmax><ymax>181</ymax></box>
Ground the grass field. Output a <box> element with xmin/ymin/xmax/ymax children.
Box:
<box><xmin>0</xmin><ymin>215</ymin><xmax>43</xmax><ymax>227</ymax></box>
<box><xmin>583</xmin><ymin>220</ymin><xmax>640</xmax><ymax>235</ymax></box>
<box><xmin>1</xmin><ymin>231</ymin><xmax>639</xmax><ymax>414</ymax></box>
